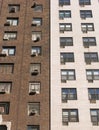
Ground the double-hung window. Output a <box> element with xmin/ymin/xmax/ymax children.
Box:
<box><xmin>90</xmin><ymin>109</ymin><xmax>99</xmax><ymax>126</ymax></box>
<box><xmin>61</xmin><ymin>69</ymin><xmax>76</xmax><ymax>82</ymax></box>
<box><xmin>3</xmin><ymin>31</ymin><xmax>17</xmax><ymax>40</ymax></box>
<box><xmin>30</xmin><ymin>63</ymin><xmax>41</xmax><ymax>75</ymax></box>
<box><xmin>60</xmin><ymin>37</ymin><xmax>73</xmax><ymax>47</ymax></box>
<box><xmin>83</xmin><ymin>37</ymin><xmax>96</xmax><ymax>47</ymax></box>
<box><xmin>81</xmin><ymin>23</ymin><xmax>94</xmax><ymax>32</ymax></box>
<box><xmin>0</xmin><ymin>102</ymin><xmax>10</xmax><ymax>114</ymax></box>
<box><xmin>32</xmin><ymin>18</ymin><xmax>42</xmax><ymax>26</ymax></box>
<box><xmin>2</xmin><ymin>46</ymin><xmax>16</xmax><ymax>56</ymax></box>
<box><xmin>0</xmin><ymin>63</ymin><xmax>14</xmax><ymax>74</ymax></box>
<box><xmin>60</xmin><ymin>23</ymin><xmax>72</xmax><ymax>32</ymax></box>
<box><xmin>59</xmin><ymin>10</ymin><xmax>71</xmax><ymax>19</ymax></box>
<box><xmin>59</xmin><ymin>0</ymin><xmax>70</xmax><ymax>6</ymax></box>
<box><xmin>80</xmin><ymin>10</ymin><xmax>92</xmax><ymax>19</ymax></box>
<box><xmin>86</xmin><ymin>69</ymin><xmax>99</xmax><ymax>81</ymax></box>
<box><xmin>84</xmin><ymin>52</ymin><xmax>98</xmax><ymax>63</ymax></box>
<box><xmin>4</xmin><ymin>18</ymin><xmax>19</xmax><ymax>26</ymax></box>
<box><xmin>9</xmin><ymin>4</ymin><xmax>20</xmax><ymax>13</ymax></box>
<box><xmin>88</xmin><ymin>88</ymin><xmax>99</xmax><ymax>100</ymax></box>
<box><xmin>60</xmin><ymin>53</ymin><xmax>74</xmax><ymax>64</ymax></box>
<box><xmin>29</xmin><ymin>82</ymin><xmax>40</xmax><ymax>95</ymax></box>
<box><xmin>32</xmin><ymin>31</ymin><xmax>41</xmax><ymax>42</ymax></box>
<box><xmin>62</xmin><ymin>88</ymin><xmax>77</xmax><ymax>102</ymax></box>
<box><xmin>79</xmin><ymin>0</ymin><xmax>91</xmax><ymax>6</ymax></box>
<box><xmin>62</xmin><ymin>109</ymin><xmax>79</xmax><ymax>125</ymax></box>
<box><xmin>31</xmin><ymin>47</ymin><xmax>41</xmax><ymax>56</ymax></box>
<box><xmin>0</xmin><ymin>82</ymin><xmax>12</xmax><ymax>94</ymax></box>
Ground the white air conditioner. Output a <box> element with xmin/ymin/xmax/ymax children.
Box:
<box><xmin>2</xmin><ymin>50</ymin><xmax>8</xmax><ymax>56</ymax></box>
<box><xmin>3</xmin><ymin>35</ymin><xmax>9</xmax><ymax>40</ymax></box>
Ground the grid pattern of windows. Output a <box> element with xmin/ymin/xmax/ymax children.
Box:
<box><xmin>60</xmin><ymin>53</ymin><xmax>74</xmax><ymax>64</ymax></box>
<box><xmin>90</xmin><ymin>109</ymin><xmax>99</xmax><ymax>126</ymax></box>
<box><xmin>59</xmin><ymin>10</ymin><xmax>71</xmax><ymax>19</ymax></box>
<box><xmin>61</xmin><ymin>70</ymin><xmax>76</xmax><ymax>82</ymax></box>
<box><xmin>60</xmin><ymin>37</ymin><xmax>73</xmax><ymax>47</ymax></box>
<box><xmin>83</xmin><ymin>37</ymin><xmax>96</xmax><ymax>47</ymax></box>
<box><xmin>86</xmin><ymin>70</ymin><xmax>99</xmax><ymax>81</ymax></box>
<box><xmin>88</xmin><ymin>88</ymin><xmax>99</xmax><ymax>100</ymax></box>
<box><xmin>62</xmin><ymin>88</ymin><xmax>77</xmax><ymax>102</ymax></box>
<box><xmin>62</xmin><ymin>109</ymin><xmax>79</xmax><ymax>125</ymax></box>
<box><xmin>84</xmin><ymin>52</ymin><xmax>98</xmax><ymax>63</ymax></box>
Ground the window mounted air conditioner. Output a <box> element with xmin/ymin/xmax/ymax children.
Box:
<box><xmin>0</xmin><ymin>89</ymin><xmax>5</xmax><ymax>94</ymax></box>
<box><xmin>90</xmin><ymin>99</ymin><xmax>96</xmax><ymax>103</ymax></box>
<box><xmin>3</xmin><ymin>35</ymin><xmax>9</xmax><ymax>41</ymax></box>
<box><xmin>61</xmin><ymin>79</ymin><xmax>67</xmax><ymax>83</ymax></box>
<box><xmin>29</xmin><ymin>89</ymin><xmax>36</xmax><ymax>95</ymax></box>
<box><xmin>32</xmin><ymin>36</ymin><xmax>40</xmax><ymax>42</ymax></box>
<box><xmin>29</xmin><ymin>109</ymin><xmax>37</xmax><ymax>116</ymax></box>
<box><xmin>86</xmin><ymin>60</ymin><xmax>91</xmax><ymax>64</ymax></box>
<box><xmin>31</xmin><ymin>69</ymin><xmax>39</xmax><ymax>75</ymax></box>
<box><xmin>82</xmin><ymin>28</ymin><xmax>87</xmax><ymax>33</ymax></box>
<box><xmin>4</xmin><ymin>21</ymin><xmax>10</xmax><ymax>26</ymax></box>
<box><xmin>31</xmin><ymin>2</ymin><xmax>36</xmax><ymax>8</ymax></box>
<box><xmin>88</xmin><ymin>79</ymin><xmax>93</xmax><ymax>83</ymax></box>
<box><xmin>81</xmin><ymin>15</ymin><xmax>86</xmax><ymax>19</ymax></box>
<box><xmin>31</xmin><ymin>52</ymin><xmax>38</xmax><ymax>57</ymax></box>
<box><xmin>84</xmin><ymin>44</ymin><xmax>89</xmax><ymax>48</ymax></box>
<box><xmin>10</xmin><ymin>8</ymin><xmax>15</xmax><ymax>13</ymax></box>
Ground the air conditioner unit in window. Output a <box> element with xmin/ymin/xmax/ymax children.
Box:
<box><xmin>63</xmin><ymin>119</ymin><xmax>68</xmax><ymax>125</ymax></box>
<box><xmin>82</xmin><ymin>28</ymin><xmax>87</xmax><ymax>33</ymax></box>
<box><xmin>86</xmin><ymin>60</ymin><xmax>91</xmax><ymax>65</ymax></box>
<box><xmin>29</xmin><ymin>89</ymin><xmax>36</xmax><ymax>95</ymax></box>
<box><xmin>9</xmin><ymin>8</ymin><xmax>15</xmax><ymax>13</ymax></box>
<box><xmin>61</xmin><ymin>79</ymin><xmax>67</xmax><ymax>83</ymax></box>
<box><xmin>0</xmin><ymin>51</ymin><xmax>8</xmax><ymax>57</ymax></box>
<box><xmin>4</xmin><ymin>21</ymin><xmax>10</xmax><ymax>26</ymax></box>
<box><xmin>31</xmin><ymin>69</ymin><xmax>39</xmax><ymax>75</ymax></box>
<box><xmin>31</xmin><ymin>22</ymin><xmax>37</xmax><ymax>26</ymax></box>
<box><xmin>62</xmin><ymin>98</ymin><xmax>67</xmax><ymax>103</ymax></box>
<box><xmin>29</xmin><ymin>109</ymin><xmax>37</xmax><ymax>116</ymax></box>
<box><xmin>88</xmin><ymin>79</ymin><xmax>93</xmax><ymax>83</ymax></box>
<box><xmin>84</xmin><ymin>44</ymin><xmax>89</xmax><ymax>48</ymax></box>
<box><xmin>90</xmin><ymin>99</ymin><xmax>96</xmax><ymax>103</ymax></box>
<box><xmin>31</xmin><ymin>52</ymin><xmax>38</xmax><ymax>57</ymax></box>
<box><xmin>31</xmin><ymin>2</ymin><xmax>36</xmax><ymax>8</ymax></box>
<box><xmin>3</xmin><ymin>36</ymin><xmax>9</xmax><ymax>41</ymax></box>
<box><xmin>0</xmin><ymin>89</ymin><xmax>5</xmax><ymax>94</ymax></box>
<box><xmin>81</xmin><ymin>16</ymin><xmax>86</xmax><ymax>19</ymax></box>
<box><xmin>79</xmin><ymin>3</ymin><xmax>85</xmax><ymax>7</ymax></box>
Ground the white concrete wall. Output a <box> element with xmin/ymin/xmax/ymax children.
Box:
<box><xmin>51</xmin><ymin>0</ymin><xmax>99</xmax><ymax>130</ymax></box>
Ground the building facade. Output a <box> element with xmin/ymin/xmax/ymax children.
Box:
<box><xmin>0</xmin><ymin>0</ymin><xmax>50</xmax><ymax>130</ymax></box>
<box><xmin>51</xmin><ymin>0</ymin><xmax>99</xmax><ymax>130</ymax></box>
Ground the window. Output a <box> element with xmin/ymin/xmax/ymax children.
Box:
<box><xmin>32</xmin><ymin>4</ymin><xmax>43</xmax><ymax>12</ymax></box>
<box><xmin>79</xmin><ymin>0</ymin><xmax>91</xmax><ymax>6</ymax></box>
<box><xmin>1</xmin><ymin>46</ymin><xmax>16</xmax><ymax>56</ymax></box>
<box><xmin>80</xmin><ymin>10</ymin><xmax>92</xmax><ymax>19</ymax></box>
<box><xmin>81</xmin><ymin>23</ymin><xmax>94</xmax><ymax>32</ymax></box>
<box><xmin>31</xmin><ymin>47</ymin><xmax>41</xmax><ymax>56</ymax></box>
<box><xmin>4</xmin><ymin>18</ymin><xmax>19</xmax><ymax>26</ymax></box>
<box><xmin>3</xmin><ymin>31</ymin><xmax>17</xmax><ymax>40</ymax></box>
<box><xmin>60</xmin><ymin>37</ymin><xmax>73</xmax><ymax>47</ymax></box>
<box><xmin>0</xmin><ymin>125</ymin><xmax>7</xmax><ymax>130</ymax></box>
<box><xmin>0</xmin><ymin>63</ymin><xmax>14</xmax><ymax>74</ymax></box>
<box><xmin>83</xmin><ymin>37</ymin><xmax>96</xmax><ymax>47</ymax></box>
<box><xmin>61</xmin><ymin>70</ymin><xmax>76</xmax><ymax>82</ymax></box>
<box><xmin>62</xmin><ymin>88</ymin><xmax>77</xmax><ymax>102</ymax></box>
<box><xmin>0</xmin><ymin>102</ymin><xmax>10</xmax><ymax>114</ymax></box>
<box><xmin>59</xmin><ymin>0</ymin><xmax>70</xmax><ymax>6</ymax></box>
<box><xmin>59</xmin><ymin>23</ymin><xmax>72</xmax><ymax>32</ymax></box>
<box><xmin>32</xmin><ymin>31</ymin><xmax>41</xmax><ymax>42</ymax></box>
<box><xmin>88</xmin><ymin>88</ymin><xmax>99</xmax><ymax>101</ymax></box>
<box><xmin>90</xmin><ymin>109</ymin><xmax>99</xmax><ymax>126</ymax></box>
<box><xmin>28</xmin><ymin>102</ymin><xmax>40</xmax><ymax>116</ymax></box>
<box><xmin>30</xmin><ymin>63</ymin><xmax>41</xmax><ymax>75</ymax></box>
<box><xmin>60</xmin><ymin>53</ymin><xmax>74</xmax><ymax>64</ymax></box>
<box><xmin>84</xmin><ymin>53</ymin><xmax>98</xmax><ymax>64</ymax></box>
<box><xmin>27</xmin><ymin>125</ymin><xmax>39</xmax><ymax>130</ymax></box>
<box><xmin>59</xmin><ymin>10</ymin><xmax>71</xmax><ymax>19</ymax></box>
<box><xmin>0</xmin><ymin>82</ymin><xmax>12</xmax><ymax>94</ymax></box>
<box><xmin>62</xmin><ymin>109</ymin><xmax>79</xmax><ymax>125</ymax></box>
<box><xmin>86</xmin><ymin>70</ymin><xmax>99</xmax><ymax>81</ymax></box>
<box><xmin>32</xmin><ymin>18</ymin><xmax>42</xmax><ymax>26</ymax></box>
<box><xmin>8</xmin><ymin>4</ymin><xmax>20</xmax><ymax>13</ymax></box>
<box><xmin>27</xmin><ymin>125</ymin><xmax>40</xmax><ymax>130</ymax></box>
<box><xmin>29</xmin><ymin>82</ymin><xmax>40</xmax><ymax>95</ymax></box>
